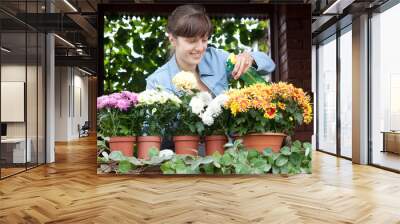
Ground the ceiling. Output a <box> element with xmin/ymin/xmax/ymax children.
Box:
<box><xmin>0</xmin><ymin>0</ymin><xmax>391</xmax><ymax>73</ymax></box>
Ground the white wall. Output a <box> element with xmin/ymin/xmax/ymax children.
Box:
<box><xmin>54</xmin><ymin>66</ymin><xmax>89</xmax><ymax>141</ymax></box>
<box><xmin>55</xmin><ymin>66</ymin><xmax>69</xmax><ymax>141</ymax></box>
<box><xmin>1</xmin><ymin>63</ymin><xmax>46</xmax><ymax>164</ymax></box>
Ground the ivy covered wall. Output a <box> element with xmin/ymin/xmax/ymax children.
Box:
<box><xmin>103</xmin><ymin>15</ymin><xmax>270</xmax><ymax>93</ymax></box>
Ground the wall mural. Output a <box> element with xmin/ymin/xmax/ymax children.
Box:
<box><xmin>97</xmin><ymin>5</ymin><xmax>313</xmax><ymax>175</ymax></box>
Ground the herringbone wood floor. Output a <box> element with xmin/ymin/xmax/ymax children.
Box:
<box><xmin>1</xmin><ymin>136</ymin><xmax>400</xmax><ymax>224</ymax></box>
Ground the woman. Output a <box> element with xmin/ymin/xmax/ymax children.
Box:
<box><xmin>146</xmin><ymin>4</ymin><xmax>276</xmax><ymax>96</ymax></box>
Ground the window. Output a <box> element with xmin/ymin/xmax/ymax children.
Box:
<box><xmin>371</xmin><ymin>3</ymin><xmax>400</xmax><ymax>171</ymax></box>
<box><xmin>339</xmin><ymin>28</ymin><xmax>352</xmax><ymax>158</ymax></box>
<box><xmin>317</xmin><ymin>36</ymin><xmax>337</xmax><ymax>154</ymax></box>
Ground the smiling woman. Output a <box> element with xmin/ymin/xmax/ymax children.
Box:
<box><xmin>145</xmin><ymin>4</ymin><xmax>275</xmax><ymax>97</ymax></box>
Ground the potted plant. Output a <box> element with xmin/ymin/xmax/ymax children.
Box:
<box><xmin>97</xmin><ymin>91</ymin><xmax>139</xmax><ymax>156</ymax></box>
<box><xmin>171</xmin><ymin>71</ymin><xmax>206</xmax><ymax>156</ymax></box>
<box><xmin>199</xmin><ymin>93</ymin><xmax>230</xmax><ymax>156</ymax></box>
<box><xmin>225</xmin><ymin>82</ymin><xmax>313</xmax><ymax>152</ymax></box>
<box><xmin>136</xmin><ymin>88</ymin><xmax>181</xmax><ymax>159</ymax></box>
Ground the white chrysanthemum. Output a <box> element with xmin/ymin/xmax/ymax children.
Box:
<box><xmin>198</xmin><ymin>92</ymin><xmax>213</xmax><ymax>104</ymax></box>
<box><xmin>159</xmin><ymin>149</ymin><xmax>174</xmax><ymax>159</ymax></box>
<box><xmin>200</xmin><ymin>93</ymin><xmax>229</xmax><ymax>126</ymax></box>
<box><xmin>172</xmin><ymin>71</ymin><xmax>198</xmax><ymax>91</ymax></box>
<box><xmin>163</xmin><ymin>91</ymin><xmax>182</xmax><ymax>104</ymax></box>
<box><xmin>189</xmin><ymin>91</ymin><xmax>212</xmax><ymax>115</ymax></box>
<box><xmin>201</xmin><ymin>110</ymin><xmax>215</xmax><ymax>126</ymax></box>
<box><xmin>138</xmin><ymin>89</ymin><xmax>181</xmax><ymax>105</ymax></box>
<box><xmin>190</xmin><ymin>97</ymin><xmax>204</xmax><ymax>115</ymax></box>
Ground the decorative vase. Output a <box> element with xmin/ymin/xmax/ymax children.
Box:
<box><xmin>240</xmin><ymin>133</ymin><xmax>286</xmax><ymax>153</ymax></box>
<box><xmin>137</xmin><ymin>136</ymin><xmax>161</xmax><ymax>159</ymax></box>
<box><xmin>109</xmin><ymin>136</ymin><xmax>136</xmax><ymax>157</ymax></box>
<box><xmin>173</xmin><ymin>136</ymin><xmax>200</xmax><ymax>156</ymax></box>
<box><xmin>205</xmin><ymin>135</ymin><xmax>227</xmax><ymax>156</ymax></box>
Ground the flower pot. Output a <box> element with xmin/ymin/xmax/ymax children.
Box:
<box><xmin>205</xmin><ymin>135</ymin><xmax>228</xmax><ymax>156</ymax></box>
<box><xmin>109</xmin><ymin>136</ymin><xmax>136</xmax><ymax>157</ymax></box>
<box><xmin>173</xmin><ymin>136</ymin><xmax>200</xmax><ymax>156</ymax></box>
<box><xmin>137</xmin><ymin>136</ymin><xmax>161</xmax><ymax>160</ymax></box>
<box><xmin>240</xmin><ymin>133</ymin><xmax>286</xmax><ymax>153</ymax></box>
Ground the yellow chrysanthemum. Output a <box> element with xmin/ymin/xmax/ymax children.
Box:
<box><xmin>225</xmin><ymin>82</ymin><xmax>313</xmax><ymax>124</ymax></box>
<box><xmin>172</xmin><ymin>71</ymin><xmax>198</xmax><ymax>91</ymax></box>
<box><xmin>228</xmin><ymin>53</ymin><xmax>237</xmax><ymax>65</ymax></box>
<box><xmin>264</xmin><ymin>107</ymin><xmax>277</xmax><ymax>119</ymax></box>
<box><xmin>277</xmin><ymin>102</ymin><xmax>286</xmax><ymax>110</ymax></box>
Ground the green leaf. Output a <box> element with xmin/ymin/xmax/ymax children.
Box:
<box><xmin>238</xmin><ymin>150</ymin><xmax>248</xmax><ymax>163</ymax></box>
<box><xmin>280</xmin><ymin>166</ymin><xmax>289</xmax><ymax>174</ymax></box>
<box><xmin>290</xmin><ymin>144</ymin><xmax>300</xmax><ymax>153</ymax></box>
<box><xmin>272</xmin><ymin>166</ymin><xmax>280</xmax><ymax>174</ymax></box>
<box><xmin>275</xmin><ymin>155</ymin><xmax>289</xmax><ymax>167</ymax></box>
<box><xmin>118</xmin><ymin>160</ymin><xmax>132</xmax><ymax>173</ymax></box>
<box><xmin>267</xmin><ymin>156</ymin><xmax>274</xmax><ymax>165</ymax></box>
<box><xmin>264</xmin><ymin>163</ymin><xmax>272</xmax><ymax>173</ymax></box>
<box><xmin>301</xmin><ymin>167</ymin><xmax>312</xmax><ymax>174</ymax></box>
<box><xmin>305</xmin><ymin>147</ymin><xmax>311</xmax><ymax>157</ymax></box>
<box><xmin>234</xmin><ymin>164</ymin><xmax>251</xmax><ymax>174</ymax></box>
<box><xmin>202</xmin><ymin>163</ymin><xmax>215</xmax><ymax>174</ymax></box>
<box><xmin>148</xmin><ymin>147</ymin><xmax>159</xmax><ymax>159</ymax></box>
<box><xmin>263</xmin><ymin>148</ymin><xmax>273</xmax><ymax>157</ymax></box>
<box><xmin>220</xmin><ymin>153</ymin><xmax>233</xmax><ymax>166</ymax></box>
<box><xmin>272</xmin><ymin>153</ymin><xmax>280</xmax><ymax>161</ymax></box>
<box><xmin>280</xmin><ymin>146</ymin><xmax>291</xmax><ymax>156</ymax></box>
<box><xmin>250</xmin><ymin>158</ymin><xmax>266</xmax><ymax>168</ymax></box>
<box><xmin>189</xmin><ymin>166</ymin><xmax>201</xmax><ymax>174</ymax></box>
<box><xmin>289</xmin><ymin>153</ymin><xmax>302</xmax><ymax>166</ymax></box>
<box><xmin>175</xmin><ymin>164</ymin><xmax>189</xmax><ymax>174</ymax></box>
<box><xmin>233</xmin><ymin>139</ymin><xmax>243</xmax><ymax>149</ymax></box>
<box><xmin>160</xmin><ymin>162</ymin><xmax>175</xmax><ymax>174</ymax></box>
<box><xmin>195</xmin><ymin>122</ymin><xmax>204</xmax><ymax>135</ymax></box>
<box><xmin>109</xmin><ymin>151</ymin><xmax>126</xmax><ymax>161</ymax></box>
<box><xmin>247</xmin><ymin>149</ymin><xmax>259</xmax><ymax>160</ymax></box>
<box><xmin>212</xmin><ymin>153</ymin><xmax>222</xmax><ymax>168</ymax></box>
<box><xmin>190</xmin><ymin>157</ymin><xmax>213</xmax><ymax>170</ymax></box>
<box><xmin>213</xmin><ymin>161</ymin><xmax>221</xmax><ymax>168</ymax></box>
<box><xmin>221</xmin><ymin>167</ymin><xmax>232</xmax><ymax>174</ymax></box>
<box><xmin>127</xmin><ymin>156</ymin><xmax>143</xmax><ymax>166</ymax></box>
<box><xmin>293</xmin><ymin>140</ymin><xmax>302</xmax><ymax>149</ymax></box>
<box><xmin>303</xmin><ymin>142</ymin><xmax>312</xmax><ymax>149</ymax></box>
<box><xmin>163</xmin><ymin>169</ymin><xmax>176</xmax><ymax>174</ymax></box>
<box><xmin>303</xmin><ymin>142</ymin><xmax>312</xmax><ymax>158</ymax></box>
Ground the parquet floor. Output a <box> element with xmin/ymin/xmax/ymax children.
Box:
<box><xmin>0</xmin><ymin>136</ymin><xmax>400</xmax><ymax>223</ymax></box>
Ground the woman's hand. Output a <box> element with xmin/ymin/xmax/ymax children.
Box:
<box><xmin>232</xmin><ymin>51</ymin><xmax>254</xmax><ymax>80</ymax></box>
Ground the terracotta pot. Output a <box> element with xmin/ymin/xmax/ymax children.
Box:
<box><xmin>240</xmin><ymin>133</ymin><xmax>286</xmax><ymax>153</ymax></box>
<box><xmin>173</xmin><ymin>136</ymin><xmax>200</xmax><ymax>156</ymax></box>
<box><xmin>137</xmin><ymin>136</ymin><xmax>161</xmax><ymax>160</ymax></box>
<box><xmin>109</xmin><ymin>136</ymin><xmax>136</xmax><ymax>157</ymax></box>
<box><xmin>205</xmin><ymin>135</ymin><xmax>228</xmax><ymax>156</ymax></box>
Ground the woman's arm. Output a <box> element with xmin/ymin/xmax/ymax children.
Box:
<box><xmin>213</xmin><ymin>47</ymin><xmax>275</xmax><ymax>79</ymax></box>
<box><xmin>232</xmin><ymin>51</ymin><xmax>275</xmax><ymax>79</ymax></box>
<box><xmin>249</xmin><ymin>51</ymin><xmax>276</xmax><ymax>74</ymax></box>
<box><xmin>145</xmin><ymin>76</ymin><xmax>157</xmax><ymax>90</ymax></box>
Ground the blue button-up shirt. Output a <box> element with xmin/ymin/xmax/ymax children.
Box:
<box><xmin>146</xmin><ymin>47</ymin><xmax>275</xmax><ymax>96</ymax></box>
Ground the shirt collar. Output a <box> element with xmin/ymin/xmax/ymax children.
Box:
<box><xmin>167</xmin><ymin>55</ymin><xmax>180</xmax><ymax>78</ymax></box>
<box><xmin>168</xmin><ymin>53</ymin><xmax>215</xmax><ymax>77</ymax></box>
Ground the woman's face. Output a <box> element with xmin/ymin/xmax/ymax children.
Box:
<box><xmin>169</xmin><ymin>34</ymin><xmax>208</xmax><ymax>67</ymax></box>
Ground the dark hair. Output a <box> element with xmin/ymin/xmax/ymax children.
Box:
<box><xmin>167</xmin><ymin>5</ymin><xmax>213</xmax><ymax>38</ymax></box>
